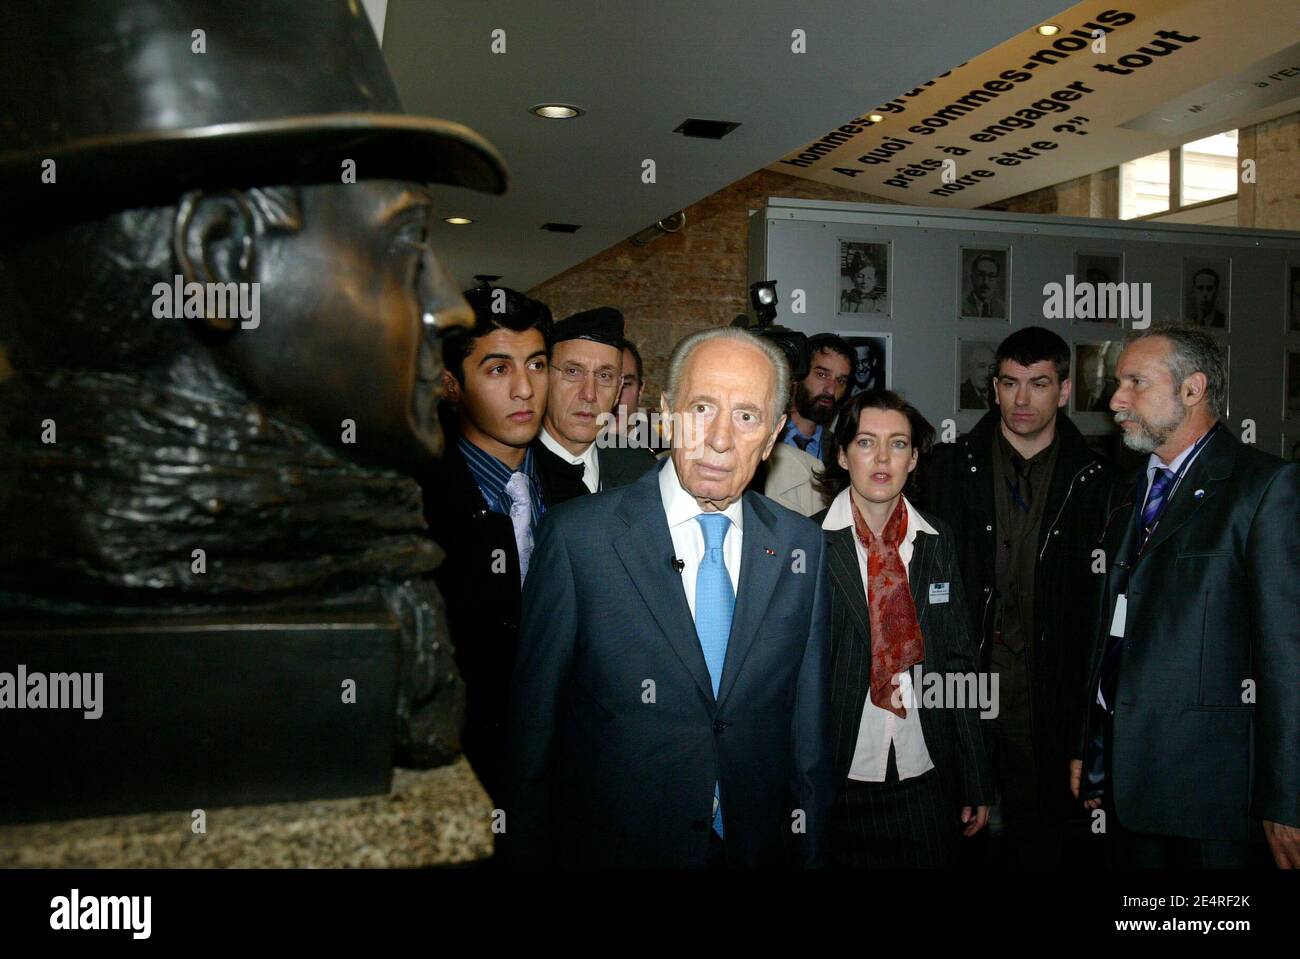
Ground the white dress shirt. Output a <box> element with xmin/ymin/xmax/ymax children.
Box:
<box><xmin>658</xmin><ymin>458</ymin><xmax>743</xmax><ymax>617</ymax></box>
<box><xmin>540</xmin><ymin>426</ymin><xmax>600</xmax><ymax>494</ymax></box>
<box><xmin>822</xmin><ymin>488</ymin><xmax>938</xmax><ymax>782</ymax></box>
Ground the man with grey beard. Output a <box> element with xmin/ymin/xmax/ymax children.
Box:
<box><xmin>1074</xmin><ymin>324</ymin><xmax>1300</xmax><ymax>869</ymax></box>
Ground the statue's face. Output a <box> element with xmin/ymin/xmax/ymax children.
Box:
<box><xmin>220</xmin><ymin>180</ymin><xmax>471</xmax><ymax>464</ymax></box>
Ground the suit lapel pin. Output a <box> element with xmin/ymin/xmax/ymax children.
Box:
<box><xmin>764</xmin><ymin>547</ymin><xmax>776</xmax><ymax>556</ymax></box>
<box><xmin>1193</xmin><ymin>488</ymin><xmax>1205</xmax><ymax>499</ymax></box>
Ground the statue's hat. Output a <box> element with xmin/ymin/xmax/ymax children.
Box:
<box><xmin>0</xmin><ymin>0</ymin><xmax>507</xmax><ymax>223</ymax></box>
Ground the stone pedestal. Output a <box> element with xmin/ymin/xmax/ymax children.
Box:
<box><xmin>0</xmin><ymin>758</ymin><xmax>493</xmax><ymax>868</ymax></box>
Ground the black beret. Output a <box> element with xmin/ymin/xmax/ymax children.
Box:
<box><xmin>551</xmin><ymin>307</ymin><xmax>625</xmax><ymax>349</ymax></box>
<box><xmin>461</xmin><ymin>285</ymin><xmax>553</xmax><ymax>330</ymax></box>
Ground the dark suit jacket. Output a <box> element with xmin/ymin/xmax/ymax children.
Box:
<box><xmin>1080</xmin><ymin>427</ymin><xmax>1300</xmax><ymax>839</ymax></box>
<box><xmin>415</xmin><ymin>408</ymin><xmax>587</xmax><ymax>801</ymax></box>
<box><xmin>918</xmin><ymin>410</ymin><xmax>1118</xmax><ymax>821</ymax></box>
<box><xmin>503</xmin><ymin>463</ymin><xmax>833</xmax><ymax>868</ymax></box>
<box><xmin>533</xmin><ymin>440</ymin><xmax>657</xmax><ymax>506</ymax></box>
<box><xmin>825</xmin><ymin>512</ymin><xmax>995</xmax><ymax>809</ymax></box>
<box><xmin>962</xmin><ymin>291</ymin><xmax>1005</xmax><ymax>318</ymax></box>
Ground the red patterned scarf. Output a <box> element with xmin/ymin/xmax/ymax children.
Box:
<box><xmin>851</xmin><ymin>496</ymin><xmax>925</xmax><ymax>718</ymax></box>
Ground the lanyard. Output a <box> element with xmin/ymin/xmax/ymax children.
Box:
<box><xmin>1135</xmin><ymin>422</ymin><xmax>1219</xmax><ymax>557</ymax></box>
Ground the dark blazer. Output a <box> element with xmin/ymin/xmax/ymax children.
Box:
<box><xmin>918</xmin><ymin>410</ymin><xmax>1119</xmax><ymax>821</ymax></box>
<box><xmin>415</xmin><ymin>408</ymin><xmax>584</xmax><ymax>801</ymax></box>
<box><xmin>824</xmin><ymin>509</ymin><xmax>995</xmax><ymax>809</ymax></box>
<box><xmin>503</xmin><ymin>463</ymin><xmax>833</xmax><ymax>868</ymax></box>
<box><xmin>1080</xmin><ymin>427</ymin><xmax>1300</xmax><ymax>839</ymax></box>
<box><xmin>533</xmin><ymin>440</ymin><xmax>656</xmax><ymax>506</ymax></box>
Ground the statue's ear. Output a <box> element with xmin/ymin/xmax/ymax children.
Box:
<box><xmin>173</xmin><ymin>191</ymin><xmax>257</xmax><ymax>334</ymax></box>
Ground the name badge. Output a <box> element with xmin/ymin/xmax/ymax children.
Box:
<box><xmin>1109</xmin><ymin>594</ymin><xmax>1127</xmax><ymax>638</ymax></box>
<box><xmin>928</xmin><ymin>582</ymin><xmax>950</xmax><ymax>605</ymax></box>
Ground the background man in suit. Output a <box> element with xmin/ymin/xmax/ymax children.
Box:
<box><xmin>504</xmin><ymin>327</ymin><xmax>832</xmax><ymax>868</ymax></box>
<box><xmin>416</xmin><ymin>285</ymin><xmax>569</xmax><ymax>801</ymax></box>
<box><xmin>782</xmin><ymin>333</ymin><xmax>854</xmax><ymax>459</ymax></box>
<box><xmin>1074</xmin><ymin>325</ymin><xmax>1300</xmax><ymax>868</ymax></box>
<box><xmin>922</xmin><ymin>327</ymin><xmax>1117</xmax><ymax>868</ymax></box>
<box><xmin>534</xmin><ymin>307</ymin><xmax>656</xmax><ymax>502</ymax></box>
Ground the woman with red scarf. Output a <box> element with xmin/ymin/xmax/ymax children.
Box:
<box><xmin>815</xmin><ymin>390</ymin><xmax>994</xmax><ymax>867</ymax></box>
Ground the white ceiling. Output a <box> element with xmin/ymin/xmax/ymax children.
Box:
<box><xmin>381</xmin><ymin>0</ymin><xmax>1067</xmax><ymax>291</ymax></box>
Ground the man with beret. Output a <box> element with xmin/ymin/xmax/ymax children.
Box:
<box><xmin>535</xmin><ymin>307</ymin><xmax>657</xmax><ymax>503</ymax></box>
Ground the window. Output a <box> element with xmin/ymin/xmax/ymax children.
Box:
<box><xmin>1119</xmin><ymin>130</ymin><xmax>1237</xmax><ymax>220</ymax></box>
<box><xmin>1180</xmin><ymin>130</ymin><xmax>1238</xmax><ymax>206</ymax></box>
<box><xmin>1119</xmin><ymin>150</ymin><xmax>1171</xmax><ymax>219</ymax></box>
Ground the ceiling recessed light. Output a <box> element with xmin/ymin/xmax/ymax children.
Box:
<box><xmin>531</xmin><ymin>103</ymin><xmax>583</xmax><ymax>119</ymax></box>
<box><xmin>868</xmin><ymin>114</ymin><xmax>884</xmax><ymax>123</ymax></box>
<box><xmin>1036</xmin><ymin>23</ymin><xmax>1061</xmax><ymax>36</ymax></box>
<box><xmin>443</xmin><ymin>216</ymin><xmax>474</xmax><ymax>225</ymax></box>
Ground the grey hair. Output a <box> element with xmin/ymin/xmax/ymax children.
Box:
<box><xmin>663</xmin><ymin>326</ymin><xmax>791</xmax><ymax>426</ymax></box>
<box><xmin>1125</xmin><ymin>323</ymin><xmax>1227</xmax><ymax>418</ymax></box>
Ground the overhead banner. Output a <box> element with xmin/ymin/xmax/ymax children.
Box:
<box><xmin>771</xmin><ymin>0</ymin><xmax>1300</xmax><ymax>207</ymax></box>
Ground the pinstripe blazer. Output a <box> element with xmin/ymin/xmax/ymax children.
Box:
<box><xmin>824</xmin><ymin>510</ymin><xmax>995</xmax><ymax>808</ymax></box>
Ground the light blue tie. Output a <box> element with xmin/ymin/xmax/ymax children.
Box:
<box><xmin>695</xmin><ymin>512</ymin><xmax>734</xmax><ymax>837</ymax></box>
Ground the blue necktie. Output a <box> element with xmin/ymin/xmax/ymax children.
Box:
<box><xmin>695</xmin><ymin>512</ymin><xmax>734</xmax><ymax>837</ymax></box>
<box><xmin>1141</xmin><ymin>467</ymin><xmax>1175</xmax><ymax>532</ymax></box>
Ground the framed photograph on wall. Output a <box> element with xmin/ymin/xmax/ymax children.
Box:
<box><xmin>1072</xmin><ymin>251</ymin><xmax>1125</xmax><ymax>326</ymax></box>
<box><xmin>836</xmin><ymin>331</ymin><xmax>891</xmax><ymax>394</ymax></box>
<box><xmin>959</xmin><ymin>247</ymin><xmax>1009</xmax><ymax>321</ymax></box>
<box><xmin>837</xmin><ymin>240</ymin><xmax>890</xmax><ymax>316</ymax></box>
<box><xmin>1182</xmin><ymin>256</ymin><xmax>1230</xmax><ymax>330</ymax></box>
<box><xmin>955</xmin><ymin>338</ymin><xmax>999</xmax><ymax>411</ymax></box>
<box><xmin>1073</xmin><ymin>341</ymin><xmax>1124</xmax><ymax>413</ymax></box>
<box><xmin>1288</xmin><ymin>264</ymin><xmax>1300</xmax><ymax>333</ymax></box>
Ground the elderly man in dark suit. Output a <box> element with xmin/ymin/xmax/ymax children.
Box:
<box><xmin>533</xmin><ymin>307</ymin><xmax>656</xmax><ymax>502</ymax></box>
<box><xmin>503</xmin><ymin>327</ymin><xmax>832</xmax><ymax>868</ymax></box>
<box><xmin>1074</xmin><ymin>324</ymin><xmax>1300</xmax><ymax>868</ymax></box>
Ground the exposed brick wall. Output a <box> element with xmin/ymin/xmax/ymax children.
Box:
<box><xmin>528</xmin><ymin>170</ymin><xmax>897</xmax><ymax>403</ymax></box>
<box><xmin>1238</xmin><ymin>111</ymin><xmax>1299</xmax><ymax>230</ymax></box>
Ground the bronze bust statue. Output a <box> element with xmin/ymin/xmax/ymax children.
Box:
<box><xmin>0</xmin><ymin>0</ymin><xmax>507</xmax><ymax>773</ymax></box>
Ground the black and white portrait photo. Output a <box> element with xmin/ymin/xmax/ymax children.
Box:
<box><xmin>838</xmin><ymin>240</ymin><xmax>890</xmax><ymax>316</ymax></box>
<box><xmin>838</xmin><ymin>332</ymin><xmax>890</xmax><ymax>394</ymax></box>
<box><xmin>1074</xmin><ymin>341</ymin><xmax>1124</xmax><ymax>413</ymax></box>
<box><xmin>1183</xmin><ymin>256</ymin><xmax>1230</xmax><ymax>329</ymax></box>
<box><xmin>1074</xmin><ymin>252</ymin><xmax>1124</xmax><ymax>325</ymax></box>
<box><xmin>960</xmin><ymin>247</ymin><xmax>1009</xmax><ymax>321</ymax></box>
<box><xmin>956</xmin><ymin>339</ymin><xmax>999</xmax><ymax>410</ymax></box>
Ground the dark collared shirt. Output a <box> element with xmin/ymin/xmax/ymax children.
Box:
<box><xmin>459</xmin><ymin>436</ymin><xmax>546</xmax><ymax>530</ymax></box>
<box><xmin>991</xmin><ymin>429</ymin><xmax>1058</xmax><ymax>653</ymax></box>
